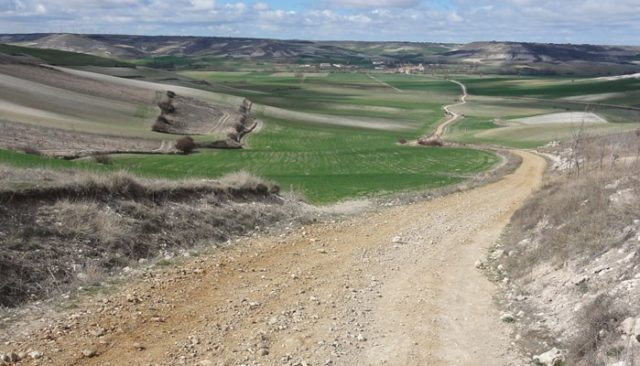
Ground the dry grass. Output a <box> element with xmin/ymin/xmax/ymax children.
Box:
<box><xmin>500</xmin><ymin>130</ymin><xmax>640</xmax><ymax>365</ymax></box>
<box><xmin>0</xmin><ymin>167</ymin><xmax>291</xmax><ymax>307</ymax></box>
<box><xmin>569</xmin><ymin>294</ymin><xmax>627</xmax><ymax>366</ymax></box>
<box><xmin>217</xmin><ymin>170</ymin><xmax>279</xmax><ymax>194</ymax></box>
<box><xmin>507</xmin><ymin>131</ymin><xmax>640</xmax><ymax>272</ymax></box>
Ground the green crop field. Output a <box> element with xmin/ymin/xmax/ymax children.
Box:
<box><xmin>3</xmin><ymin>67</ymin><xmax>639</xmax><ymax>201</ymax></box>
<box><xmin>463</xmin><ymin>76</ymin><xmax>640</xmax><ymax>101</ymax></box>
<box><xmin>0</xmin><ymin>70</ymin><xmax>501</xmax><ymax>203</ymax></box>
<box><xmin>0</xmin><ymin>116</ymin><xmax>499</xmax><ymax>203</ymax></box>
<box><xmin>109</xmin><ymin>117</ymin><xmax>498</xmax><ymax>203</ymax></box>
<box><xmin>446</xmin><ymin>75</ymin><xmax>640</xmax><ymax>148</ymax></box>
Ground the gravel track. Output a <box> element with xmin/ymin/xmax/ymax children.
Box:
<box><xmin>1</xmin><ymin>80</ymin><xmax>547</xmax><ymax>366</ymax></box>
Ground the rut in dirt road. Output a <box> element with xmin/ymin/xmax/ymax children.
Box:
<box><xmin>7</xmin><ymin>151</ymin><xmax>545</xmax><ymax>366</ymax></box>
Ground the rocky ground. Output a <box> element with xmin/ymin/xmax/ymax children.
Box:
<box><xmin>493</xmin><ymin>133</ymin><xmax>640</xmax><ymax>366</ymax></box>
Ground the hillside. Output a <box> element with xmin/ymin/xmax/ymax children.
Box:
<box><xmin>2</xmin><ymin>33</ymin><xmax>639</xmax><ymax>75</ymax></box>
<box><xmin>445</xmin><ymin>41</ymin><xmax>639</xmax><ymax>65</ymax></box>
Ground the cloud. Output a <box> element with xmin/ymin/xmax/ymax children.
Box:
<box><xmin>327</xmin><ymin>0</ymin><xmax>419</xmax><ymax>8</ymax></box>
<box><xmin>190</xmin><ymin>0</ymin><xmax>216</xmax><ymax>10</ymax></box>
<box><xmin>0</xmin><ymin>0</ymin><xmax>639</xmax><ymax>45</ymax></box>
<box><xmin>34</xmin><ymin>3</ymin><xmax>46</xmax><ymax>14</ymax></box>
<box><xmin>253</xmin><ymin>2</ymin><xmax>269</xmax><ymax>11</ymax></box>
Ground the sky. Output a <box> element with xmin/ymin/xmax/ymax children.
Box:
<box><xmin>1</xmin><ymin>0</ymin><xmax>639</xmax><ymax>45</ymax></box>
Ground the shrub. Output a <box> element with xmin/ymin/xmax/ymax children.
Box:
<box><xmin>20</xmin><ymin>146</ymin><xmax>42</xmax><ymax>156</ymax></box>
<box><xmin>227</xmin><ymin>131</ymin><xmax>239</xmax><ymax>142</ymax></box>
<box><xmin>398</xmin><ymin>138</ymin><xmax>407</xmax><ymax>144</ymax></box>
<box><xmin>569</xmin><ymin>294</ymin><xmax>626</xmax><ymax>365</ymax></box>
<box><xmin>158</xmin><ymin>100</ymin><xmax>176</xmax><ymax>114</ymax></box>
<box><xmin>93</xmin><ymin>154</ymin><xmax>112</xmax><ymax>165</ymax></box>
<box><xmin>175</xmin><ymin>136</ymin><xmax>196</xmax><ymax>154</ymax></box>
<box><xmin>418</xmin><ymin>137</ymin><xmax>444</xmax><ymax>147</ymax></box>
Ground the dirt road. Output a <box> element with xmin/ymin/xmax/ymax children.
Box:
<box><xmin>6</xmin><ymin>150</ymin><xmax>545</xmax><ymax>366</ymax></box>
<box><xmin>432</xmin><ymin>80</ymin><xmax>467</xmax><ymax>138</ymax></box>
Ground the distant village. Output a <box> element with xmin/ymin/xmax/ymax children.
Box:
<box><xmin>297</xmin><ymin>60</ymin><xmax>451</xmax><ymax>75</ymax></box>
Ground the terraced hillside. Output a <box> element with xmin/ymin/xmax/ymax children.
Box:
<box><xmin>0</xmin><ymin>50</ymin><xmax>251</xmax><ymax>157</ymax></box>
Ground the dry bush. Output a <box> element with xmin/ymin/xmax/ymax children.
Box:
<box><xmin>569</xmin><ymin>294</ymin><xmax>627</xmax><ymax>366</ymax></box>
<box><xmin>218</xmin><ymin>170</ymin><xmax>278</xmax><ymax>193</ymax></box>
<box><xmin>93</xmin><ymin>153</ymin><xmax>112</xmax><ymax>165</ymax></box>
<box><xmin>51</xmin><ymin>199</ymin><xmax>123</xmax><ymax>244</ymax></box>
<box><xmin>234</xmin><ymin>123</ymin><xmax>245</xmax><ymax>133</ymax></box>
<box><xmin>19</xmin><ymin>146</ymin><xmax>42</xmax><ymax>156</ymax></box>
<box><xmin>175</xmin><ymin>136</ymin><xmax>196</xmax><ymax>155</ymax></box>
<box><xmin>0</xmin><ymin>169</ymin><xmax>291</xmax><ymax>307</ymax></box>
<box><xmin>152</xmin><ymin>116</ymin><xmax>171</xmax><ymax>133</ymax></box>
<box><xmin>227</xmin><ymin>131</ymin><xmax>240</xmax><ymax>142</ymax></box>
<box><xmin>158</xmin><ymin>100</ymin><xmax>176</xmax><ymax>114</ymax></box>
<box><xmin>501</xmin><ymin>132</ymin><xmax>640</xmax><ymax>364</ymax></box>
<box><xmin>418</xmin><ymin>136</ymin><xmax>444</xmax><ymax>147</ymax></box>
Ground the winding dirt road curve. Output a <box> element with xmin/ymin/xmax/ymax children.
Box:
<box><xmin>7</xmin><ymin>151</ymin><xmax>545</xmax><ymax>366</ymax></box>
<box><xmin>4</xmin><ymin>81</ymin><xmax>546</xmax><ymax>366</ymax></box>
<box><xmin>433</xmin><ymin>80</ymin><xmax>468</xmax><ymax>138</ymax></box>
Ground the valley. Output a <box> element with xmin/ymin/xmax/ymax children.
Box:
<box><xmin>0</xmin><ymin>31</ymin><xmax>639</xmax><ymax>366</ymax></box>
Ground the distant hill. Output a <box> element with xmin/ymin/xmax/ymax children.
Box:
<box><xmin>1</xmin><ymin>33</ymin><xmax>639</xmax><ymax>75</ymax></box>
<box><xmin>444</xmin><ymin>41</ymin><xmax>639</xmax><ymax>64</ymax></box>
<box><xmin>0</xmin><ymin>43</ymin><xmax>132</xmax><ymax>67</ymax></box>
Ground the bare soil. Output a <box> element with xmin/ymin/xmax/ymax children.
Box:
<box><xmin>0</xmin><ymin>64</ymin><xmax>156</xmax><ymax>104</ymax></box>
<box><xmin>0</xmin><ymin>120</ymin><xmax>172</xmax><ymax>158</ymax></box>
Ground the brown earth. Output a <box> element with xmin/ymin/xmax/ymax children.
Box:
<box><xmin>1</xmin><ymin>150</ymin><xmax>546</xmax><ymax>365</ymax></box>
<box><xmin>0</xmin><ymin>64</ymin><xmax>156</xmax><ymax>105</ymax></box>
<box><xmin>0</xmin><ymin>120</ymin><xmax>174</xmax><ymax>158</ymax></box>
<box><xmin>0</xmin><ymin>63</ymin><xmax>255</xmax><ymax>156</ymax></box>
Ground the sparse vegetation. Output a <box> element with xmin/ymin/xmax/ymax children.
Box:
<box><xmin>19</xmin><ymin>146</ymin><xmax>42</xmax><ymax>156</ymax></box>
<box><xmin>93</xmin><ymin>154</ymin><xmax>113</xmax><ymax>165</ymax></box>
<box><xmin>497</xmin><ymin>131</ymin><xmax>640</xmax><ymax>365</ymax></box>
<box><xmin>0</xmin><ymin>166</ymin><xmax>287</xmax><ymax>307</ymax></box>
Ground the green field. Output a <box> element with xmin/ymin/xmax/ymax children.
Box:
<box><xmin>4</xmin><ymin>66</ymin><xmax>638</xmax><ymax>202</ymax></box>
<box><xmin>446</xmin><ymin>75</ymin><xmax>640</xmax><ymax>148</ymax></box>
<box><xmin>463</xmin><ymin>76</ymin><xmax>640</xmax><ymax>102</ymax></box>
<box><xmin>0</xmin><ymin>70</ymin><xmax>500</xmax><ymax>203</ymax></box>
<box><xmin>110</xmin><ymin>117</ymin><xmax>498</xmax><ymax>202</ymax></box>
<box><xmin>0</xmin><ymin>116</ymin><xmax>499</xmax><ymax>203</ymax></box>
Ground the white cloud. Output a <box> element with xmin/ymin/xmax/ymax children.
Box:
<box><xmin>190</xmin><ymin>0</ymin><xmax>215</xmax><ymax>10</ymax></box>
<box><xmin>0</xmin><ymin>0</ymin><xmax>639</xmax><ymax>45</ymax></box>
<box><xmin>253</xmin><ymin>2</ymin><xmax>269</xmax><ymax>11</ymax></box>
<box><xmin>328</xmin><ymin>0</ymin><xmax>419</xmax><ymax>8</ymax></box>
<box><xmin>34</xmin><ymin>3</ymin><xmax>46</xmax><ymax>14</ymax></box>
<box><xmin>447</xmin><ymin>12</ymin><xmax>462</xmax><ymax>22</ymax></box>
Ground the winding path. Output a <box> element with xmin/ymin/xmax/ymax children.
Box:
<box><xmin>3</xmin><ymin>78</ymin><xmax>546</xmax><ymax>366</ymax></box>
<box><xmin>433</xmin><ymin>80</ymin><xmax>468</xmax><ymax>137</ymax></box>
